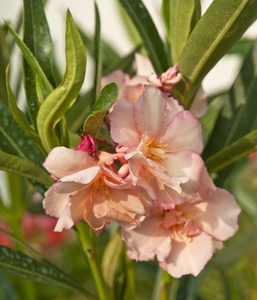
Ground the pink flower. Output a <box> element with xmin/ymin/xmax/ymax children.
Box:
<box><xmin>108</xmin><ymin>85</ymin><xmax>204</xmax><ymax>209</ymax></box>
<box><xmin>147</xmin><ymin>64</ymin><xmax>182</xmax><ymax>94</ymax></box>
<box><xmin>0</xmin><ymin>213</ymin><xmax>69</xmax><ymax>251</ymax></box>
<box><xmin>42</xmin><ymin>147</ymin><xmax>153</xmax><ymax>235</ymax></box>
<box><xmin>101</xmin><ymin>53</ymin><xmax>207</xmax><ymax>117</ymax></box>
<box><xmin>121</xmin><ymin>169</ymin><xmax>241</xmax><ymax>278</ymax></box>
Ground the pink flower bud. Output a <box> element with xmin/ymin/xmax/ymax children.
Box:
<box><xmin>76</xmin><ymin>134</ymin><xmax>96</xmax><ymax>156</ymax></box>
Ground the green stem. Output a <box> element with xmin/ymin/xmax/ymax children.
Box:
<box><xmin>158</xmin><ymin>271</ymin><xmax>172</xmax><ymax>300</ymax></box>
<box><xmin>76</xmin><ymin>222</ymin><xmax>111</xmax><ymax>300</ymax></box>
<box><xmin>123</xmin><ymin>244</ymin><xmax>136</xmax><ymax>299</ymax></box>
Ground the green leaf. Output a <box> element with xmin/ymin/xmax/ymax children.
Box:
<box><xmin>101</xmin><ymin>231</ymin><xmax>123</xmax><ymax>288</ymax></box>
<box><xmin>119</xmin><ymin>0</ymin><xmax>169</xmax><ymax>73</ymax></box>
<box><xmin>92</xmin><ymin>2</ymin><xmax>102</xmax><ymax>105</ymax></box>
<box><xmin>205</xmin><ymin>128</ymin><xmax>257</xmax><ymax>174</ymax></box>
<box><xmin>175</xmin><ymin>0</ymin><xmax>257</xmax><ymax>108</ymax></box>
<box><xmin>6</xmin><ymin>65</ymin><xmax>45</xmax><ymax>154</ymax></box>
<box><xmin>0</xmin><ymin>151</ymin><xmax>53</xmax><ymax>187</ymax></box>
<box><xmin>6</xmin><ymin>66</ymin><xmax>31</xmax><ymax>136</ymax></box>
<box><xmin>78</xmin><ymin>29</ymin><xmax>120</xmax><ymax>71</ymax></box>
<box><xmin>5</xmin><ymin>21</ymin><xmax>53</xmax><ymax>94</ymax></box>
<box><xmin>102</xmin><ymin>45</ymin><xmax>142</xmax><ymax>77</ymax></box>
<box><xmin>37</xmin><ymin>10</ymin><xmax>87</xmax><ymax>152</ymax></box>
<box><xmin>0</xmin><ymin>100</ymin><xmax>45</xmax><ymax>166</ymax></box>
<box><xmin>169</xmin><ymin>0</ymin><xmax>201</xmax><ymax>64</ymax></box>
<box><xmin>0</xmin><ymin>27</ymin><xmax>9</xmax><ymax>106</ymax></box>
<box><xmin>203</xmin><ymin>38</ymin><xmax>257</xmax><ymax>180</ymax></box>
<box><xmin>22</xmin><ymin>0</ymin><xmax>55</xmax><ymax>128</ymax></box>
<box><xmin>83</xmin><ymin>82</ymin><xmax>118</xmax><ymax>137</ymax></box>
<box><xmin>162</xmin><ymin>0</ymin><xmax>171</xmax><ymax>38</ymax></box>
<box><xmin>65</xmin><ymin>90</ymin><xmax>93</xmax><ymax>133</ymax></box>
<box><xmin>23</xmin><ymin>0</ymin><xmax>56</xmax><ymax>87</ymax></box>
<box><xmin>210</xmin><ymin>225</ymin><xmax>257</xmax><ymax>269</ymax></box>
<box><xmin>228</xmin><ymin>38</ymin><xmax>253</xmax><ymax>56</ymax></box>
<box><xmin>0</xmin><ymin>245</ymin><xmax>94</xmax><ymax>299</ymax></box>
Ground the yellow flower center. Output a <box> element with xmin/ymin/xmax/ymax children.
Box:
<box><xmin>146</xmin><ymin>140</ymin><xmax>167</xmax><ymax>163</ymax></box>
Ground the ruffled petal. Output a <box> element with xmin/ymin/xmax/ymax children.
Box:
<box><xmin>43</xmin><ymin>147</ymin><xmax>96</xmax><ymax>178</ymax></box>
<box><xmin>186</xmin><ymin>189</ymin><xmax>241</xmax><ymax>241</ymax></box>
<box><xmin>109</xmin><ymin>99</ymin><xmax>141</xmax><ymax>146</ymax></box>
<box><xmin>93</xmin><ymin>186</ymin><xmax>154</xmax><ymax>227</ymax></box>
<box><xmin>164</xmin><ymin>151</ymin><xmax>204</xmax><ymax>198</ymax></box>
<box><xmin>135</xmin><ymin>52</ymin><xmax>155</xmax><ymax>77</ymax></box>
<box><xmin>54</xmin><ymin>187</ymin><xmax>94</xmax><ymax>232</ymax></box>
<box><xmin>119</xmin><ymin>83</ymin><xmax>144</xmax><ymax>103</ymax></box>
<box><xmin>160</xmin><ymin>231</ymin><xmax>213</xmax><ymax>278</ymax></box>
<box><xmin>160</xmin><ymin>110</ymin><xmax>203</xmax><ymax>155</ymax></box>
<box><xmin>60</xmin><ymin>166</ymin><xmax>100</xmax><ymax>185</ymax></box>
<box><xmin>134</xmin><ymin>86</ymin><xmax>167</xmax><ymax>137</ymax></box>
<box><xmin>121</xmin><ymin>213</ymin><xmax>171</xmax><ymax>262</ymax></box>
<box><xmin>43</xmin><ymin>186</ymin><xmax>70</xmax><ymax>218</ymax></box>
<box><xmin>183</xmin><ymin>169</ymin><xmax>241</xmax><ymax>241</ymax></box>
<box><xmin>54</xmin><ymin>181</ymin><xmax>86</xmax><ymax>194</ymax></box>
<box><xmin>190</xmin><ymin>86</ymin><xmax>208</xmax><ymax>118</ymax></box>
<box><xmin>101</xmin><ymin>69</ymin><xmax>129</xmax><ymax>91</ymax></box>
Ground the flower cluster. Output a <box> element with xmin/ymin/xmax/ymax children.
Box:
<box><xmin>43</xmin><ymin>59</ymin><xmax>241</xmax><ymax>277</ymax></box>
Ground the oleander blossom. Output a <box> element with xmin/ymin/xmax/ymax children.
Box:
<box><xmin>101</xmin><ymin>53</ymin><xmax>207</xmax><ymax>118</ymax></box>
<box><xmin>121</xmin><ymin>169</ymin><xmax>241</xmax><ymax>278</ymax></box>
<box><xmin>42</xmin><ymin>146</ymin><xmax>154</xmax><ymax>235</ymax></box>
<box><xmin>108</xmin><ymin>85</ymin><xmax>204</xmax><ymax>209</ymax></box>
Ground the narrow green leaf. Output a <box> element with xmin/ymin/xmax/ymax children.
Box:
<box><xmin>102</xmin><ymin>45</ymin><xmax>142</xmax><ymax>77</ymax></box>
<box><xmin>83</xmin><ymin>82</ymin><xmax>118</xmax><ymax>137</ymax></box>
<box><xmin>203</xmin><ymin>38</ymin><xmax>257</xmax><ymax>160</ymax></box>
<box><xmin>92</xmin><ymin>2</ymin><xmax>102</xmax><ymax>104</ymax></box>
<box><xmin>78</xmin><ymin>29</ymin><xmax>120</xmax><ymax>71</ymax></box>
<box><xmin>65</xmin><ymin>90</ymin><xmax>93</xmax><ymax>133</ymax></box>
<box><xmin>205</xmin><ymin>128</ymin><xmax>257</xmax><ymax>174</ymax></box>
<box><xmin>0</xmin><ymin>245</ymin><xmax>94</xmax><ymax>299</ymax></box>
<box><xmin>0</xmin><ymin>272</ymin><xmax>19</xmax><ymax>300</ymax></box>
<box><xmin>101</xmin><ymin>232</ymin><xmax>123</xmax><ymax>288</ymax></box>
<box><xmin>0</xmin><ymin>151</ymin><xmax>53</xmax><ymax>187</ymax></box>
<box><xmin>228</xmin><ymin>38</ymin><xmax>253</xmax><ymax>56</ymax></box>
<box><xmin>5</xmin><ymin>21</ymin><xmax>53</xmax><ymax>94</ymax></box>
<box><xmin>22</xmin><ymin>0</ymin><xmax>55</xmax><ymax>128</ymax></box>
<box><xmin>0</xmin><ymin>27</ymin><xmax>9</xmax><ymax>106</ymax></box>
<box><xmin>6</xmin><ymin>65</ymin><xmax>45</xmax><ymax>155</ymax></box>
<box><xmin>23</xmin><ymin>0</ymin><xmax>56</xmax><ymax>87</ymax></box>
<box><xmin>0</xmin><ymin>100</ymin><xmax>45</xmax><ymax>167</ymax></box>
<box><xmin>37</xmin><ymin>10</ymin><xmax>87</xmax><ymax>152</ymax></box>
<box><xmin>119</xmin><ymin>0</ymin><xmax>169</xmax><ymax>73</ymax></box>
<box><xmin>6</xmin><ymin>66</ymin><xmax>31</xmax><ymax>135</ymax></box>
<box><xmin>169</xmin><ymin>0</ymin><xmax>201</xmax><ymax>64</ymax></box>
<box><xmin>162</xmin><ymin>0</ymin><xmax>171</xmax><ymax>38</ymax></box>
<box><xmin>176</xmin><ymin>0</ymin><xmax>257</xmax><ymax>108</ymax></box>
<box><xmin>210</xmin><ymin>225</ymin><xmax>257</xmax><ymax>269</ymax></box>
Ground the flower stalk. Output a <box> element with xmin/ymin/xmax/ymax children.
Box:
<box><xmin>76</xmin><ymin>222</ymin><xmax>111</xmax><ymax>300</ymax></box>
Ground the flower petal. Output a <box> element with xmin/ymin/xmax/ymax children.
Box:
<box><xmin>54</xmin><ymin>188</ymin><xmax>89</xmax><ymax>232</ymax></box>
<box><xmin>109</xmin><ymin>99</ymin><xmax>140</xmax><ymax>146</ymax></box>
<box><xmin>160</xmin><ymin>110</ymin><xmax>203</xmax><ymax>154</ymax></box>
<box><xmin>93</xmin><ymin>186</ymin><xmax>153</xmax><ymax>227</ymax></box>
<box><xmin>190</xmin><ymin>86</ymin><xmax>208</xmax><ymax>118</ymax></box>
<box><xmin>186</xmin><ymin>189</ymin><xmax>241</xmax><ymax>241</ymax></box>
<box><xmin>43</xmin><ymin>186</ymin><xmax>70</xmax><ymax>218</ymax></box>
<box><xmin>134</xmin><ymin>86</ymin><xmax>167</xmax><ymax>137</ymax></box>
<box><xmin>43</xmin><ymin>147</ymin><xmax>95</xmax><ymax>178</ymax></box>
<box><xmin>160</xmin><ymin>231</ymin><xmax>213</xmax><ymax>278</ymax></box>
<box><xmin>54</xmin><ymin>181</ymin><xmax>85</xmax><ymax>194</ymax></box>
<box><xmin>60</xmin><ymin>166</ymin><xmax>100</xmax><ymax>185</ymax></box>
<box><xmin>101</xmin><ymin>69</ymin><xmax>129</xmax><ymax>91</ymax></box>
<box><xmin>135</xmin><ymin>52</ymin><xmax>155</xmax><ymax>77</ymax></box>
<box><xmin>121</xmin><ymin>213</ymin><xmax>171</xmax><ymax>262</ymax></box>
<box><xmin>164</xmin><ymin>151</ymin><xmax>204</xmax><ymax>198</ymax></box>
